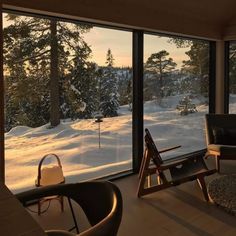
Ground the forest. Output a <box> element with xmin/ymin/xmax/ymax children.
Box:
<box><xmin>3</xmin><ymin>13</ymin><xmax>236</xmax><ymax>132</ymax></box>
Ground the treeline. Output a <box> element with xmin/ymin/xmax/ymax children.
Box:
<box><xmin>3</xmin><ymin>14</ymin><xmax>132</xmax><ymax>132</ymax></box>
<box><xmin>144</xmin><ymin>40</ymin><xmax>209</xmax><ymax>104</ymax></box>
<box><xmin>3</xmin><ymin>13</ymin><xmax>214</xmax><ymax>132</ymax></box>
<box><xmin>229</xmin><ymin>43</ymin><xmax>236</xmax><ymax>93</ymax></box>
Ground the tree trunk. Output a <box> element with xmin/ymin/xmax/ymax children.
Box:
<box><xmin>159</xmin><ymin>64</ymin><xmax>164</xmax><ymax>98</ymax></box>
<box><xmin>0</xmin><ymin>8</ymin><xmax>5</xmax><ymax>182</ymax></box>
<box><xmin>50</xmin><ymin>19</ymin><xmax>60</xmax><ymax>127</ymax></box>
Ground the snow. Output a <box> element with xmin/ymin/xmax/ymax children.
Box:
<box><xmin>70</xmin><ymin>84</ymin><xmax>80</xmax><ymax>95</ymax></box>
<box><xmin>5</xmin><ymin>95</ymin><xmax>227</xmax><ymax>193</ymax></box>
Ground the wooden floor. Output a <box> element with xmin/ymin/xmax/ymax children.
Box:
<box><xmin>28</xmin><ymin>158</ymin><xmax>236</xmax><ymax>236</ymax></box>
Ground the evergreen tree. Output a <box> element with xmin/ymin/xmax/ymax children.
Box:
<box><xmin>126</xmin><ymin>78</ymin><xmax>132</xmax><ymax>111</ymax></box>
<box><xmin>62</xmin><ymin>52</ymin><xmax>98</xmax><ymax>120</ymax></box>
<box><xmin>169</xmin><ymin>38</ymin><xmax>209</xmax><ymax>97</ymax></box>
<box><xmin>99</xmin><ymin>49</ymin><xmax>119</xmax><ymax>117</ymax></box>
<box><xmin>229</xmin><ymin>43</ymin><xmax>236</xmax><ymax>94</ymax></box>
<box><xmin>3</xmin><ymin>13</ymin><xmax>92</xmax><ymax>129</ymax></box>
<box><xmin>182</xmin><ymin>41</ymin><xmax>209</xmax><ymax>96</ymax></box>
<box><xmin>145</xmin><ymin>50</ymin><xmax>177</xmax><ymax>101</ymax></box>
<box><xmin>49</xmin><ymin>19</ymin><xmax>60</xmax><ymax>127</ymax></box>
<box><xmin>116</xmin><ymin>67</ymin><xmax>132</xmax><ymax>107</ymax></box>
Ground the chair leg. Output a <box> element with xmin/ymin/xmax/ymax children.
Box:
<box><xmin>157</xmin><ymin>175</ymin><xmax>161</xmax><ymax>185</ymax></box>
<box><xmin>60</xmin><ymin>196</ymin><xmax>64</xmax><ymax>212</ymax></box>
<box><xmin>197</xmin><ymin>177</ymin><xmax>209</xmax><ymax>202</ymax></box>
<box><xmin>139</xmin><ymin>148</ymin><xmax>147</xmax><ymax>179</ymax></box>
<box><xmin>38</xmin><ymin>200</ymin><xmax>41</xmax><ymax>216</ymax></box>
<box><xmin>67</xmin><ymin>197</ymin><xmax>79</xmax><ymax>234</ymax></box>
<box><xmin>147</xmin><ymin>174</ymin><xmax>151</xmax><ymax>187</ymax></box>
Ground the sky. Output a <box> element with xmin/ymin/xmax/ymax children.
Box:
<box><xmin>3</xmin><ymin>13</ymin><xmax>190</xmax><ymax>68</ymax></box>
<box><xmin>144</xmin><ymin>34</ymin><xmax>189</xmax><ymax>69</ymax></box>
<box><xmin>84</xmin><ymin>26</ymin><xmax>190</xmax><ymax>68</ymax></box>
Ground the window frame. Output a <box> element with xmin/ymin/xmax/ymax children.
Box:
<box><xmin>1</xmin><ymin>9</ymin><xmax>216</xmax><ymax>185</ymax></box>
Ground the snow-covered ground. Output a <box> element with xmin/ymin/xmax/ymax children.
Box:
<box><xmin>6</xmin><ymin>95</ymin><xmax>236</xmax><ymax>193</ymax></box>
<box><xmin>5</xmin><ymin>104</ymin><xmax>133</xmax><ymax>192</ymax></box>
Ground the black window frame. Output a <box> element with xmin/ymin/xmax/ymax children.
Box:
<box><xmin>1</xmin><ymin>9</ymin><xmax>216</xmax><ymax>184</ymax></box>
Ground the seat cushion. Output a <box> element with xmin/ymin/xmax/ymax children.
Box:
<box><xmin>208</xmin><ymin>144</ymin><xmax>236</xmax><ymax>156</ymax></box>
<box><xmin>225</xmin><ymin>128</ymin><xmax>236</xmax><ymax>145</ymax></box>
<box><xmin>212</xmin><ymin>127</ymin><xmax>226</xmax><ymax>144</ymax></box>
<box><xmin>212</xmin><ymin>127</ymin><xmax>236</xmax><ymax>145</ymax></box>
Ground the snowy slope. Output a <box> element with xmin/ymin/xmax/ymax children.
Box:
<box><xmin>5</xmin><ymin>96</ymin><xmax>227</xmax><ymax>193</ymax></box>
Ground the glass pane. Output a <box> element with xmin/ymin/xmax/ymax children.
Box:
<box><xmin>229</xmin><ymin>42</ymin><xmax>236</xmax><ymax>113</ymax></box>
<box><xmin>3</xmin><ymin>12</ymin><xmax>132</xmax><ymax>192</ymax></box>
<box><xmin>144</xmin><ymin>34</ymin><xmax>209</xmax><ymax>159</ymax></box>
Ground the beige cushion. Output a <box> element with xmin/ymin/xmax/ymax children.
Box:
<box><xmin>208</xmin><ymin>144</ymin><xmax>236</xmax><ymax>156</ymax></box>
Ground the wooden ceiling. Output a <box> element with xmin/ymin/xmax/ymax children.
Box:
<box><xmin>132</xmin><ymin>0</ymin><xmax>236</xmax><ymax>25</ymax></box>
<box><xmin>2</xmin><ymin>0</ymin><xmax>236</xmax><ymax>40</ymax></box>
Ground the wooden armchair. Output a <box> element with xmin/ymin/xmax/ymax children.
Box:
<box><xmin>137</xmin><ymin>129</ymin><xmax>216</xmax><ymax>201</ymax></box>
<box><xmin>205</xmin><ymin>114</ymin><xmax>236</xmax><ymax>172</ymax></box>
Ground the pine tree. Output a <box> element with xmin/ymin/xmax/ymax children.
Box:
<box><xmin>145</xmin><ymin>50</ymin><xmax>177</xmax><ymax>102</ymax></box>
<box><xmin>169</xmin><ymin>38</ymin><xmax>209</xmax><ymax>97</ymax></box>
<box><xmin>62</xmin><ymin>53</ymin><xmax>98</xmax><ymax>120</ymax></box>
<box><xmin>99</xmin><ymin>49</ymin><xmax>119</xmax><ymax>117</ymax></box>
<box><xmin>182</xmin><ymin>41</ymin><xmax>209</xmax><ymax>96</ymax></box>
<box><xmin>3</xmin><ymin>13</ymin><xmax>92</xmax><ymax>129</ymax></box>
<box><xmin>116</xmin><ymin>67</ymin><xmax>132</xmax><ymax>107</ymax></box>
<box><xmin>229</xmin><ymin>43</ymin><xmax>236</xmax><ymax>94</ymax></box>
<box><xmin>126</xmin><ymin>78</ymin><xmax>132</xmax><ymax>111</ymax></box>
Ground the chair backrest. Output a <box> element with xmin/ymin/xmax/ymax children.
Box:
<box><xmin>144</xmin><ymin>128</ymin><xmax>163</xmax><ymax>166</ymax></box>
<box><xmin>16</xmin><ymin>181</ymin><xmax>123</xmax><ymax>236</ymax></box>
<box><xmin>205</xmin><ymin>114</ymin><xmax>236</xmax><ymax>145</ymax></box>
<box><xmin>36</xmin><ymin>153</ymin><xmax>65</xmax><ymax>187</ymax></box>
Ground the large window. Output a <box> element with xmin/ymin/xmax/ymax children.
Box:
<box><xmin>229</xmin><ymin>41</ymin><xmax>236</xmax><ymax>113</ymax></box>
<box><xmin>2</xmin><ymin>11</ymin><xmax>213</xmax><ymax>191</ymax></box>
<box><xmin>144</xmin><ymin>34</ymin><xmax>210</xmax><ymax>158</ymax></box>
<box><xmin>3</xmin><ymin>12</ymin><xmax>132</xmax><ymax>192</ymax></box>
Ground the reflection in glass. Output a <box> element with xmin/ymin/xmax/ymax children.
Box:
<box><xmin>3</xmin><ymin>13</ymin><xmax>132</xmax><ymax>192</ymax></box>
<box><xmin>144</xmin><ymin>34</ymin><xmax>209</xmax><ymax>159</ymax></box>
<box><xmin>229</xmin><ymin>42</ymin><xmax>236</xmax><ymax>113</ymax></box>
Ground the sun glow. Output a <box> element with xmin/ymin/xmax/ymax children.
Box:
<box><xmin>3</xmin><ymin>13</ymin><xmax>189</xmax><ymax>68</ymax></box>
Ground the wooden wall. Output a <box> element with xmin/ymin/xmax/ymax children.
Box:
<box><xmin>0</xmin><ymin>1</ymin><xmax>5</xmax><ymax>183</ymax></box>
<box><xmin>2</xmin><ymin>0</ymin><xmax>224</xmax><ymax>40</ymax></box>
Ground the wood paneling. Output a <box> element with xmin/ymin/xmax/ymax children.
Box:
<box><xmin>3</xmin><ymin>0</ymin><xmax>236</xmax><ymax>40</ymax></box>
<box><xmin>0</xmin><ymin>1</ymin><xmax>5</xmax><ymax>183</ymax></box>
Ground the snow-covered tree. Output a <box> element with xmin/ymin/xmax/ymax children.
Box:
<box><xmin>62</xmin><ymin>57</ymin><xmax>98</xmax><ymax>120</ymax></box>
<box><xmin>169</xmin><ymin>38</ymin><xmax>209</xmax><ymax>97</ymax></box>
<box><xmin>229</xmin><ymin>43</ymin><xmax>236</xmax><ymax>94</ymax></box>
<box><xmin>3</xmin><ymin>13</ymin><xmax>92</xmax><ymax>129</ymax></box>
<box><xmin>182</xmin><ymin>41</ymin><xmax>209</xmax><ymax>96</ymax></box>
<box><xmin>145</xmin><ymin>50</ymin><xmax>177</xmax><ymax>102</ymax></box>
<box><xmin>116</xmin><ymin>67</ymin><xmax>132</xmax><ymax>107</ymax></box>
<box><xmin>99</xmin><ymin>49</ymin><xmax>119</xmax><ymax>117</ymax></box>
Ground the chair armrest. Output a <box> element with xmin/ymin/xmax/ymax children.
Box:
<box><xmin>46</xmin><ymin>230</ymin><xmax>76</xmax><ymax>236</ymax></box>
<box><xmin>159</xmin><ymin>145</ymin><xmax>181</xmax><ymax>154</ymax></box>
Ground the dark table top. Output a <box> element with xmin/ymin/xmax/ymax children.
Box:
<box><xmin>0</xmin><ymin>182</ymin><xmax>47</xmax><ymax>236</ymax></box>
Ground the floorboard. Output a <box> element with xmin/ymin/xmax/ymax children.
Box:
<box><xmin>27</xmin><ymin>159</ymin><xmax>236</xmax><ymax>236</ymax></box>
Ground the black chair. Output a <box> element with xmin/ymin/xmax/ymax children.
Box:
<box><xmin>205</xmin><ymin>114</ymin><xmax>236</xmax><ymax>172</ymax></box>
<box><xmin>16</xmin><ymin>181</ymin><xmax>123</xmax><ymax>236</ymax></box>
